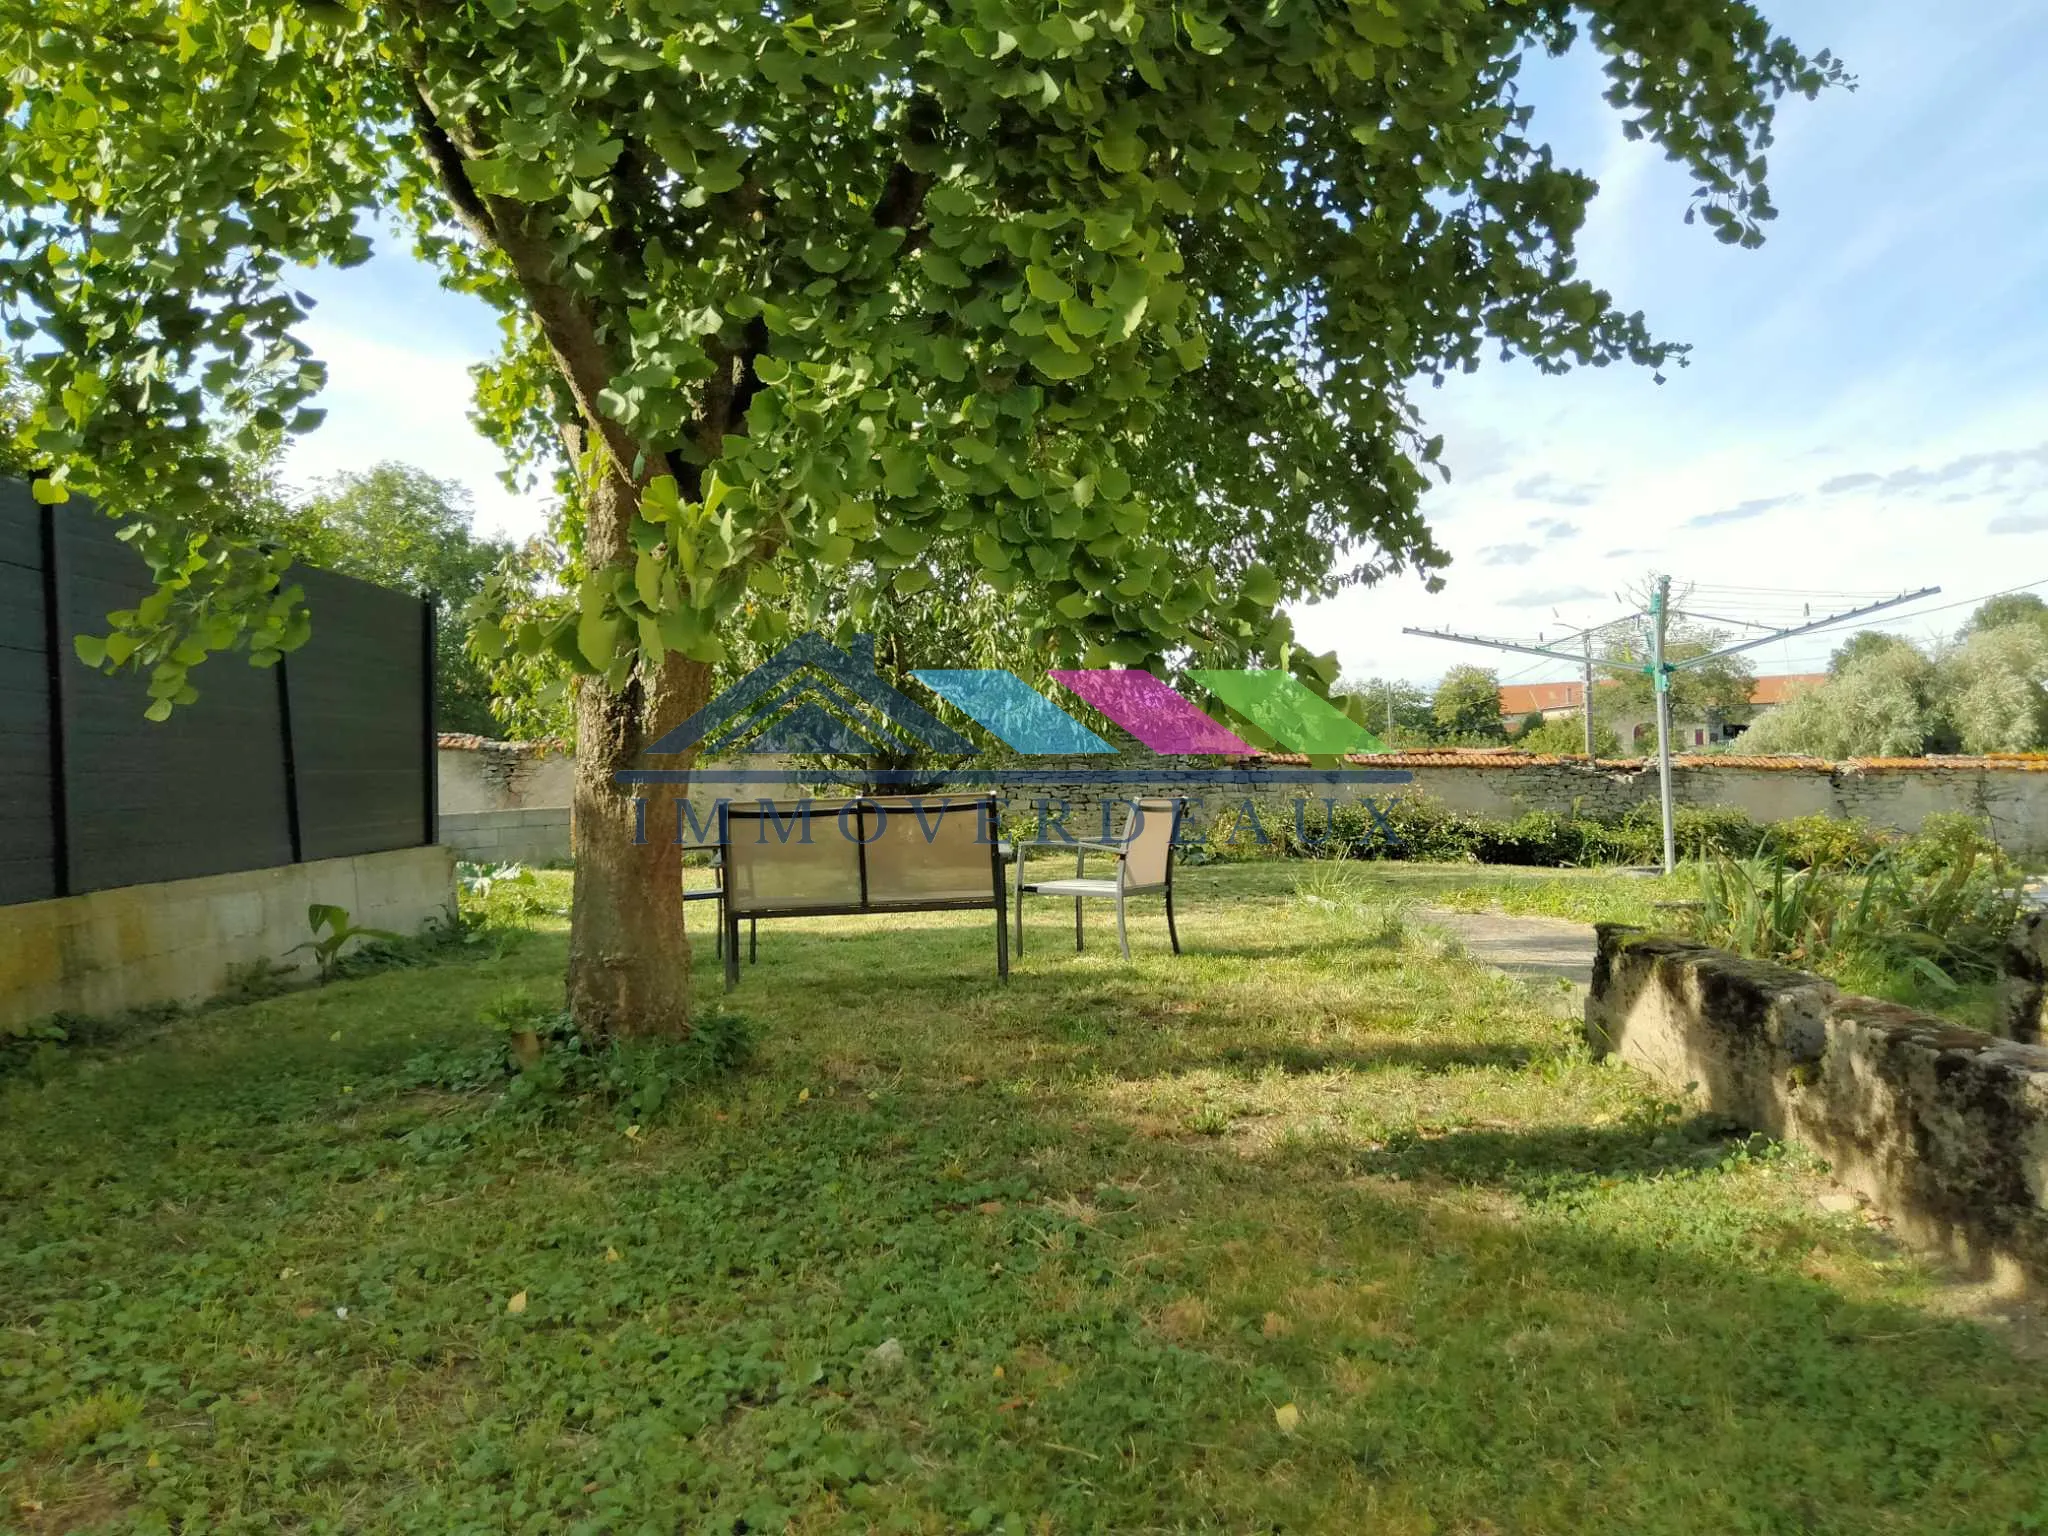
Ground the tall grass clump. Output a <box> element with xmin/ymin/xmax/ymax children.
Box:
<box><xmin>1687</xmin><ymin>814</ymin><xmax>2023</xmax><ymax>1016</ymax></box>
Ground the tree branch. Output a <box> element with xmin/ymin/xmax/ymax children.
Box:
<box><xmin>403</xmin><ymin>77</ymin><xmax>665</xmax><ymax>489</ymax></box>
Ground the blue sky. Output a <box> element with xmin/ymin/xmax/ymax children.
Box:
<box><xmin>284</xmin><ymin>0</ymin><xmax>2048</xmax><ymax>686</ymax></box>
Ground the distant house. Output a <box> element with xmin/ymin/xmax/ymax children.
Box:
<box><xmin>1498</xmin><ymin>674</ymin><xmax>1826</xmax><ymax>752</ymax></box>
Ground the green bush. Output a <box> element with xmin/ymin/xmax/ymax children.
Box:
<box><xmin>1274</xmin><ymin>794</ymin><xmax>1770</xmax><ymax>869</ymax></box>
<box><xmin>1765</xmin><ymin>814</ymin><xmax>1889</xmax><ymax>870</ymax></box>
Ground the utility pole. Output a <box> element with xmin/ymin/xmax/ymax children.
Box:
<box><xmin>1581</xmin><ymin>632</ymin><xmax>1596</xmax><ymax>760</ymax></box>
<box><xmin>1650</xmin><ymin>575</ymin><xmax>1676</xmax><ymax>874</ymax></box>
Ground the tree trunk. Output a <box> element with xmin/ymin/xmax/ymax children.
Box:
<box><xmin>566</xmin><ymin>473</ymin><xmax>715</xmax><ymax>1041</ymax></box>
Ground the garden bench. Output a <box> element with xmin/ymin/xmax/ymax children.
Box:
<box><xmin>719</xmin><ymin>795</ymin><xmax>1009</xmax><ymax>990</ymax></box>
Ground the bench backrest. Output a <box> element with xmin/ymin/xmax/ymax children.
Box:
<box><xmin>862</xmin><ymin>796</ymin><xmax>996</xmax><ymax>907</ymax></box>
<box><xmin>720</xmin><ymin>796</ymin><xmax>998</xmax><ymax>917</ymax></box>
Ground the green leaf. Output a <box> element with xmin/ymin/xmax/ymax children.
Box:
<box><xmin>1025</xmin><ymin>265</ymin><xmax>1075</xmax><ymax>303</ymax></box>
<box><xmin>72</xmin><ymin>634</ymin><xmax>106</xmax><ymax>668</ymax></box>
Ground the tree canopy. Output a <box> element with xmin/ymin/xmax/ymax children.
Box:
<box><xmin>1431</xmin><ymin>664</ymin><xmax>1505</xmax><ymax>741</ymax></box>
<box><xmin>1966</xmin><ymin>593</ymin><xmax>2048</xmax><ymax>644</ymax></box>
<box><xmin>4</xmin><ymin>0</ymin><xmax>1841</xmax><ymax>700</ymax></box>
<box><xmin>1738</xmin><ymin>625</ymin><xmax>2048</xmax><ymax>758</ymax></box>
<box><xmin>268</xmin><ymin>461</ymin><xmax>517</xmax><ymax>735</ymax></box>
<box><xmin>1600</xmin><ymin>625</ymin><xmax>1756</xmax><ymax>728</ymax></box>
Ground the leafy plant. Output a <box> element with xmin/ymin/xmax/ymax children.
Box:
<box><xmin>1687</xmin><ymin>825</ymin><xmax>2024</xmax><ymax>1005</ymax></box>
<box><xmin>291</xmin><ymin>904</ymin><xmax>402</xmax><ymax>982</ymax></box>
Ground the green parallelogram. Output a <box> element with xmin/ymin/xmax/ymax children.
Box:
<box><xmin>1187</xmin><ymin>670</ymin><xmax>1385</xmax><ymax>755</ymax></box>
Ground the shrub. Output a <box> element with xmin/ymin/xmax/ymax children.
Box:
<box><xmin>1766</xmin><ymin>814</ymin><xmax>1888</xmax><ymax>870</ymax></box>
<box><xmin>1688</xmin><ymin>816</ymin><xmax>2022</xmax><ymax>1001</ymax></box>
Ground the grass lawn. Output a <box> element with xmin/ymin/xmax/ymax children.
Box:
<box><xmin>4</xmin><ymin>861</ymin><xmax>2046</xmax><ymax>1534</ymax></box>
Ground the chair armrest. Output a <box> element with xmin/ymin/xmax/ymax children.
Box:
<box><xmin>1011</xmin><ymin>838</ymin><xmax>1124</xmax><ymax>855</ymax></box>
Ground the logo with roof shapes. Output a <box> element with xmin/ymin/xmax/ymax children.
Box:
<box><xmin>646</xmin><ymin>632</ymin><xmax>976</xmax><ymax>757</ymax></box>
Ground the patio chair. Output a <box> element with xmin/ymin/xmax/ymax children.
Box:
<box><xmin>1012</xmin><ymin>797</ymin><xmax>1185</xmax><ymax>961</ymax></box>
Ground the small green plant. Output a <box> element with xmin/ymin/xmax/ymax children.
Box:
<box><xmin>291</xmin><ymin>903</ymin><xmax>402</xmax><ymax>981</ymax></box>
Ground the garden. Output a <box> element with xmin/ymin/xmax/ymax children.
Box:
<box><xmin>5</xmin><ymin>856</ymin><xmax>2047</xmax><ymax>1533</ymax></box>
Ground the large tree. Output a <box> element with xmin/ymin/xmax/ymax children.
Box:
<box><xmin>0</xmin><ymin>0</ymin><xmax>1840</xmax><ymax>1038</ymax></box>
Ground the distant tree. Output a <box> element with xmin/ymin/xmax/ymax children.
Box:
<box><xmin>1964</xmin><ymin>593</ymin><xmax>2048</xmax><ymax>643</ymax></box>
<box><xmin>264</xmin><ymin>462</ymin><xmax>516</xmax><ymax>736</ymax></box>
<box><xmin>1513</xmin><ymin>709</ymin><xmax>1547</xmax><ymax>738</ymax></box>
<box><xmin>0</xmin><ymin>354</ymin><xmax>33</xmax><ymax>477</ymax></box>
<box><xmin>1739</xmin><ymin>645</ymin><xmax>1939</xmax><ymax>758</ymax></box>
<box><xmin>1336</xmin><ymin>677</ymin><xmax>1434</xmax><ymax>744</ymax></box>
<box><xmin>1938</xmin><ymin>625</ymin><xmax>2048</xmax><ymax>753</ymax></box>
<box><xmin>1828</xmin><ymin>629</ymin><xmax>1918</xmax><ymax>677</ymax></box>
<box><xmin>1517</xmin><ymin>712</ymin><xmax>1621</xmax><ymax>758</ymax></box>
<box><xmin>1432</xmin><ymin>665</ymin><xmax>1506</xmax><ymax>742</ymax></box>
<box><xmin>1601</xmin><ymin>626</ymin><xmax>1756</xmax><ymax>730</ymax></box>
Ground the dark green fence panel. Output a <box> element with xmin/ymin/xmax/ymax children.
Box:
<box><xmin>0</xmin><ymin>478</ymin><xmax>436</xmax><ymax>906</ymax></box>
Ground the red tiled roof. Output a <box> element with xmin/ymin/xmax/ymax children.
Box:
<box><xmin>1497</xmin><ymin>680</ymin><xmax>1587</xmax><ymax>715</ymax></box>
<box><xmin>1498</xmin><ymin>673</ymin><xmax>1828</xmax><ymax>716</ymax></box>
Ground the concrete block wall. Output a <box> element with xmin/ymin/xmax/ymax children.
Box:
<box><xmin>441</xmin><ymin>807</ymin><xmax>573</xmax><ymax>866</ymax></box>
<box><xmin>1586</xmin><ymin>924</ymin><xmax>2048</xmax><ymax>1293</ymax></box>
<box><xmin>0</xmin><ymin>846</ymin><xmax>456</xmax><ymax>1031</ymax></box>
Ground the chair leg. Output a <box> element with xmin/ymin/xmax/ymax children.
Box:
<box><xmin>1116</xmin><ymin>894</ymin><xmax>1131</xmax><ymax>961</ymax></box>
<box><xmin>748</xmin><ymin>918</ymin><xmax>758</xmax><ymax>965</ymax></box>
<box><xmin>723</xmin><ymin>912</ymin><xmax>740</xmax><ymax>992</ymax></box>
<box><xmin>1165</xmin><ymin>888</ymin><xmax>1180</xmax><ymax>956</ymax></box>
<box><xmin>1013</xmin><ymin>857</ymin><xmax>1026</xmax><ymax>956</ymax></box>
<box><xmin>994</xmin><ymin>898</ymin><xmax>1009</xmax><ymax>982</ymax></box>
<box><xmin>1074</xmin><ymin>896</ymin><xmax>1084</xmax><ymax>953</ymax></box>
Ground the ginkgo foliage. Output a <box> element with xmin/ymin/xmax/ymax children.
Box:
<box><xmin>0</xmin><ymin>0</ymin><xmax>1842</xmax><ymax>1035</ymax></box>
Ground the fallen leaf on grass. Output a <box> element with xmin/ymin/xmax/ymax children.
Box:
<box><xmin>1273</xmin><ymin>1402</ymin><xmax>1301</xmax><ymax>1433</ymax></box>
<box><xmin>604</xmin><ymin>1247</ymin><xmax>621</xmax><ymax>1263</ymax></box>
<box><xmin>507</xmin><ymin>1291</ymin><xmax>528</xmax><ymax>1315</ymax></box>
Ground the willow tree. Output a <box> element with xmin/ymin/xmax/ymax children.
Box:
<box><xmin>0</xmin><ymin>0</ymin><xmax>1840</xmax><ymax>1037</ymax></box>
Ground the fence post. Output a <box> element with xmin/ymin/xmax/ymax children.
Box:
<box><xmin>277</xmin><ymin>650</ymin><xmax>304</xmax><ymax>863</ymax></box>
<box><xmin>421</xmin><ymin>592</ymin><xmax>439</xmax><ymax>848</ymax></box>
<box><xmin>37</xmin><ymin>490</ymin><xmax>72</xmax><ymax>898</ymax></box>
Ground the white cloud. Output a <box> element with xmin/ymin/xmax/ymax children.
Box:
<box><xmin>284</xmin><ymin>321</ymin><xmax>552</xmax><ymax>543</ymax></box>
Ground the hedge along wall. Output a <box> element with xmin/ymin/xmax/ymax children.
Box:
<box><xmin>437</xmin><ymin>740</ymin><xmax>2048</xmax><ymax>861</ymax></box>
<box><xmin>0</xmin><ymin>477</ymin><xmax>438</xmax><ymax>907</ymax></box>
<box><xmin>658</xmin><ymin>754</ymin><xmax>2048</xmax><ymax>857</ymax></box>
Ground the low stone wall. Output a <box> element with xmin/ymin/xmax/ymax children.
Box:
<box><xmin>442</xmin><ymin>807</ymin><xmax>573</xmax><ymax>866</ymax></box>
<box><xmin>1586</xmin><ymin>925</ymin><xmax>2048</xmax><ymax>1292</ymax></box>
<box><xmin>2001</xmin><ymin>911</ymin><xmax>2048</xmax><ymax>1045</ymax></box>
<box><xmin>0</xmin><ymin>846</ymin><xmax>456</xmax><ymax>1031</ymax></box>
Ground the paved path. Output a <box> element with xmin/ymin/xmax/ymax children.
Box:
<box><xmin>1418</xmin><ymin>908</ymin><xmax>1598</xmax><ymax>1011</ymax></box>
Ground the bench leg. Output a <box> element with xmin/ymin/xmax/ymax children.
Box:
<box><xmin>1013</xmin><ymin>859</ymin><xmax>1027</xmax><ymax>957</ymax></box>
